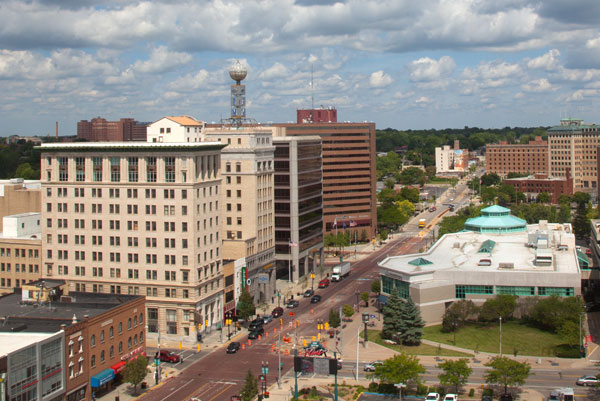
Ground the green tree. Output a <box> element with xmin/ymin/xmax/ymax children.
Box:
<box><xmin>382</xmin><ymin>287</ymin><xmax>403</xmax><ymax>342</ymax></box>
<box><xmin>369</xmin><ymin>353</ymin><xmax>425</xmax><ymax>386</ymax></box>
<box><xmin>379</xmin><ymin>228</ymin><xmax>389</xmax><ymax>241</ymax></box>
<box><xmin>123</xmin><ymin>355</ymin><xmax>148</xmax><ymax>395</ymax></box>
<box><xmin>360</xmin><ymin>291</ymin><xmax>370</xmax><ymax>307</ymax></box>
<box><xmin>384</xmin><ymin>178</ymin><xmax>396</xmax><ymax>189</ymax></box>
<box><xmin>572</xmin><ymin>192</ymin><xmax>591</xmax><ymax>240</ymax></box>
<box><xmin>398</xmin><ymin>297</ymin><xmax>425</xmax><ymax>345</ymax></box>
<box><xmin>481</xmin><ymin>186</ymin><xmax>497</xmax><ymax>204</ymax></box>
<box><xmin>328</xmin><ymin>308</ymin><xmax>341</xmax><ymax>328</ymax></box>
<box><xmin>484</xmin><ymin>356</ymin><xmax>532</xmax><ymax>395</ymax></box>
<box><xmin>342</xmin><ymin>304</ymin><xmax>354</xmax><ymax>318</ymax></box>
<box><xmin>399</xmin><ymin>187</ymin><xmax>420</xmax><ymax>203</ymax></box>
<box><xmin>371</xmin><ymin>279</ymin><xmax>381</xmax><ymax>295</ymax></box>
<box><xmin>240</xmin><ymin>370</ymin><xmax>258</xmax><ymax>401</ymax></box>
<box><xmin>438</xmin><ymin>358</ymin><xmax>472</xmax><ymax>393</ymax></box>
<box><xmin>557</xmin><ymin>320</ymin><xmax>581</xmax><ymax>347</ymax></box>
<box><xmin>442</xmin><ymin>300</ymin><xmax>479</xmax><ymax>332</ymax></box>
<box><xmin>398</xmin><ymin>167</ymin><xmax>426</xmax><ymax>185</ymax></box>
<box><xmin>537</xmin><ymin>192</ymin><xmax>550</xmax><ymax>203</ymax></box>
<box><xmin>15</xmin><ymin>163</ymin><xmax>38</xmax><ymax>179</ymax></box>
<box><xmin>479</xmin><ymin>295</ymin><xmax>517</xmax><ymax>321</ymax></box>
<box><xmin>237</xmin><ymin>289</ymin><xmax>256</xmax><ymax>320</ymax></box>
<box><xmin>481</xmin><ymin>173</ymin><xmax>501</xmax><ymax>186</ymax></box>
<box><xmin>529</xmin><ymin>295</ymin><xmax>584</xmax><ymax>332</ymax></box>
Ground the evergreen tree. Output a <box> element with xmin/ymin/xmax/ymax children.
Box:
<box><xmin>328</xmin><ymin>308</ymin><xmax>341</xmax><ymax>328</ymax></box>
<box><xmin>240</xmin><ymin>370</ymin><xmax>258</xmax><ymax>401</ymax></box>
<box><xmin>382</xmin><ymin>287</ymin><xmax>403</xmax><ymax>342</ymax></box>
<box><xmin>237</xmin><ymin>289</ymin><xmax>256</xmax><ymax>320</ymax></box>
<box><xmin>398</xmin><ymin>297</ymin><xmax>425</xmax><ymax>345</ymax></box>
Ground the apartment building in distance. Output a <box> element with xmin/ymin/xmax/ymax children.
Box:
<box><xmin>147</xmin><ymin>116</ymin><xmax>205</xmax><ymax>143</ymax></box>
<box><xmin>486</xmin><ymin>136</ymin><xmax>548</xmax><ymax>177</ymax></box>
<box><xmin>273</xmin><ymin>136</ymin><xmax>324</xmax><ymax>282</ymax></box>
<box><xmin>0</xmin><ymin>179</ymin><xmax>41</xmax><ymax>231</ymax></box>
<box><xmin>0</xmin><ymin>213</ymin><xmax>42</xmax><ymax>294</ymax></box>
<box><xmin>38</xmin><ymin>141</ymin><xmax>225</xmax><ymax>341</ymax></box>
<box><xmin>203</xmin><ymin>127</ymin><xmax>276</xmax><ymax>302</ymax></box>
<box><xmin>503</xmin><ymin>169</ymin><xmax>573</xmax><ymax>204</ymax></box>
<box><xmin>548</xmin><ymin>118</ymin><xmax>600</xmax><ymax>196</ymax></box>
<box><xmin>274</xmin><ymin>112</ymin><xmax>377</xmax><ymax>239</ymax></box>
<box><xmin>435</xmin><ymin>140</ymin><xmax>469</xmax><ymax>175</ymax></box>
<box><xmin>77</xmin><ymin>117</ymin><xmax>149</xmax><ymax>142</ymax></box>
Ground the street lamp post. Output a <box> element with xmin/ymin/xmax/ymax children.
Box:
<box><xmin>499</xmin><ymin>316</ymin><xmax>502</xmax><ymax>356</ymax></box>
<box><xmin>580</xmin><ymin>312</ymin><xmax>585</xmax><ymax>358</ymax></box>
<box><xmin>355</xmin><ymin>291</ymin><xmax>360</xmax><ymax>312</ymax></box>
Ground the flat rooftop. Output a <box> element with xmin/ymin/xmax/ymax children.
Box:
<box><xmin>38</xmin><ymin>141</ymin><xmax>224</xmax><ymax>150</ymax></box>
<box><xmin>380</xmin><ymin>223</ymin><xmax>578</xmax><ymax>275</ymax></box>
<box><xmin>0</xmin><ymin>291</ymin><xmax>142</xmax><ymax>333</ymax></box>
<box><xmin>0</xmin><ymin>332</ymin><xmax>57</xmax><ymax>355</ymax></box>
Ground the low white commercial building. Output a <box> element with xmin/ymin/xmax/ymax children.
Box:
<box><xmin>378</xmin><ymin>205</ymin><xmax>583</xmax><ymax>324</ymax></box>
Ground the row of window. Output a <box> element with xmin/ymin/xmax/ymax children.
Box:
<box><xmin>48</xmin><ymin>186</ymin><xmax>218</xmax><ymax>200</ymax></box>
<box><xmin>72</xmin><ymin>282</ymin><xmax>219</xmax><ymax>298</ymax></box>
<box><xmin>89</xmin><ymin>331</ymin><xmax>144</xmax><ymax>370</ymax></box>
<box><xmin>0</xmin><ymin>248</ymin><xmax>38</xmax><ymax>258</ymax></box>
<box><xmin>455</xmin><ymin>285</ymin><xmax>574</xmax><ymax>298</ymax></box>
<box><xmin>0</xmin><ymin>263</ymin><xmax>39</xmax><ymax>273</ymax></box>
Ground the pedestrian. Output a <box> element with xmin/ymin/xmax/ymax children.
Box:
<box><xmin>272</xmin><ymin>297</ymin><xmax>274</xmax><ymax>304</ymax></box>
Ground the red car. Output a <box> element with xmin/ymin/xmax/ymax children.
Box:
<box><xmin>318</xmin><ymin>278</ymin><xmax>330</xmax><ymax>288</ymax></box>
<box><xmin>158</xmin><ymin>350</ymin><xmax>181</xmax><ymax>363</ymax></box>
<box><xmin>271</xmin><ymin>306</ymin><xmax>284</xmax><ymax>317</ymax></box>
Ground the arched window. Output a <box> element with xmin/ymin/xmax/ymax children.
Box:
<box><xmin>128</xmin><ymin>337</ymin><xmax>132</xmax><ymax>349</ymax></box>
<box><xmin>128</xmin><ymin>318</ymin><xmax>132</xmax><ymax>329</ymax></box>
<box><xmin>110</xmin><ymin>346</ymin><xmax>114</xmax><ymax>358</ymax></box>
<box><xmin>100</xmin><ymin>350</ymin><xmax>105</xmax><ymax>363</ymax></box>
<box><xmin>109</xmin><ymin>326</ymin><xmax>114</xmax><ymax>338</ymax></box>
<box><xmin>90</xmin><ymin>335</ymin><xmax>95</xmax><ymax>347</ymax></box>
<box><xmin>100</xmin><ymin>330</ymin><xmax>105</xmax><ymax>343</ymax></box>
<box><xmin>134</xmin><ymin>316</ymin><xmax>138</xmax><ymax>326</ymax></box>
<box><xmin>134</xmin><ymin>334</ymin><xmax>138</xmax><ymax>345</ymax></box>
<box><xmin>118</xmin><ymin>341</ymin><xmax>123</xmax><ymax>353</ymax></box>
<box><xmin>91</xmin><ymin>355</ymin><xmax>96</xmax><ymax>367</ymax></box>
<box><xmin>139</xmin><ymin>331</ymin><xmax>144</xmax><ymax>343</ymax></box>
<box><xmin>139</xmin><ymin>313</ymin><xmax>144</xmax><ymax>324</ymax></box>
<box><xmin>118</xmin><ymin>322</ymin><xmax>122</xmax><ymax>334</ymax></box>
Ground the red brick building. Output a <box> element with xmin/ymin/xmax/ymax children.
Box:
<box><xmin>503</xmin><ymin>169</ymin><xmax>573</xmax><ymax>204</ymax></box>
<box><xmin>486</xmin><ymin>136</ymin><xmax>548</xmax><ymax>177</ymax></box>
<box><xmin>77</xmin><ymin>118</ymin><xmax>148</xmax><ymax>141</ymax></box>
<box><xmin>297</xmin><ymin>108</ymin><xmax>337</xmax><ymax>123</ymax></box>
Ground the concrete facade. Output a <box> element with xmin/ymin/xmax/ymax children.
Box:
<box><xmin>0</xmin><ymin>179</ymin><xmax>41</xmax><ymax>231</ymax></box>
<box><xmin>273</xmin><ymin>136</ymin><xmax>324</xmax><ymax>282</ymax></box>
<box><xmin>147</xmin><ymin>116</ymin><xmax>205</xmax><ymax>143</ymax></box>
<box><xmin>274</xmin><ymin>122</ymin><xmax>377</xmax><ymax>239</ymax></box>
<box><xmin>435</xmin><ymin>141</ymin><xmax>469</xmax><ymax>175</ymax></box>
<box><xmin>203</xmin><ymin>127</ymin><xmax>276</xmax><ymax>303</ymax></box>
<box><xmin>548</xmin><ymin>119</ymin><xmax>600</xmax><ymax>196</ymax></box>
<box><xmin>486</xmin><ymin>136</ymin><xmax>548</xmax><ymax>177</ymax></box>
<box><xmin>38</xmin><ymin>141</ymin><xmax>225</xmax><ymax>342</ymax></box>
<box><xmin>379</xmin><ymin>220</ymin><xmax>581</xmax><ymax>325</ymax></box>
<box><xmin>0</xmin><ymin>213</ymin><xmax>42</xmax><ymax>294</ymax></box>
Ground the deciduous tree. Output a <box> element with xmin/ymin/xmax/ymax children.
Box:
<box><xmin>123</xmin><ymin>355</ymin><xmax>148</xmax><ymax>395</ymax></box>
<box><xmin>328</xmin><ymin>308</ymin><xmax>341</xmax><ymax>328</ymax></box>
<box><xmin>360</xmin><ymin>291</ymin><xmax>370</xmax><ymax>307</ymax></box>
<box><xmin>484</xmin><ymin>356</ymin><xmax>532</xmax><ymax>395</ymax></box>
<box><xmin>369</xmin><ymin>353</ymin><xmax>425</xmax><ymax>386</ymax></box>
<box><xmin>438</xmin><ymin>358</ymin><xmax>472</xmax><ymax>393</ymax></box>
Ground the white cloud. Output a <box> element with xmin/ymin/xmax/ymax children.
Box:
<box><xmin>527</xmin><ymin>49</ymin><xmax>560</xmax><ymax>71</ymax></box>
<box><xmin>369</xmin><ymin>70</ymin><xmax>392</xmax><ymax>88</ymax></box>
<box><xmin>409</xmin><ymin>56</ymin><xmax>456</xmax><ymax>82</ymax></box>
<box><xmin>259</xmin><ymin>63</ymin><xmax>290</xmax><ymax>80</ymax></box>
<box><xmin>521</xmin><ymin>78</ymin><xmax>555</xmax><ymax>92</ymax></box>
<box><xmin>566</xmin><ymin>89</ymin><xmax>597</xmax><ymax>102</ymax></box>
<box><xmin>132</xmin><ymin>46</ymin><xmax>192</xmax><ymax>74</ymax></box>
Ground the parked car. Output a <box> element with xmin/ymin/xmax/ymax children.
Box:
<box><xmin>303</xmin><ymin>289</ymin><xmax>314</xmax><ymax>297</ymax></box>
<box><xmin>443</xmin><ymin>394</ymin><xmax>458</xmax><ymax>401</ymax></box>
<box><xmin>248</xmin><ymin>318</ymin><xmax>264</xmax><ymax>331</ymax></box>
<box><xmin>158</xmin><ymin>350</ymin><xmax>181</xmax><ymax>363</ymax></box>
<box><xmin>262</xmin><ymin>314</ymin><xmax>273</xmax><ymax>324</ymax></box>
<box><xmin>248</xmin><ymin>327</ymin><xmax>265</xmax><ymax>340</ymax></box>
<box><xmin>481</xmin><ymin>396</ymin><xmax>492</xmax><ymax>401</ymax></box>
<box><xmin>318</xmin><ymin>278</ymin><xmax>330</xmax><ymax>288</ymax></box>
<box><xmin>363</xmin><ymin>361</ymin><xmax>383</xmax><ymax>372</ymax></box>
<box><xmin>426</xmin><ymin>393</ymin><xmax>440</xmax><ymax>401</ymax></box>
<box><xmin>429</xmin><ymin>206</ymin><xmax>437</xmax><ymax>212</ymax></box>
<box><xmin>286</xmin><ymin>300</ymin><xmax>300</xmax><ymax>308</ymax></box>
<box><xmin>271</xmin><ymin>307</ymin><xmax>284</xmax><ymax>317</ymax></box>
<box><xmin>499</xmin><ymin>394</ymin><xmax>513</xmax><ymax>401</ymax></box>
<box><xmin>310</xmin><ymin>295</ymin><xmax>321</xmax><ymax>303</ymax></box>
<box><xmin>576</xmin><ymin>375</ymin><xmax>600</xmax><ymax>386</ymax></box>
<box><xmin>547</xmin><ymin>391</ymin><xmax>559</xmax><ymax>401</ymax></box>
<box><xmin>226</xmin><ymin>342</ymin><xmax>241</xmax><ymax>354</ymax></box>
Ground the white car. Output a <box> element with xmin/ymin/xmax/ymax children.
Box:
<box><xmin>443</xmin><ymin>394</ymin><xmax>458</xmax><ymax>401</ymax></box>
<box><xmin>426</xmin><ymin>393</ymin><xmax>440</xmax><ymax>401</ymax></box>
<box><xmin>363</xmin><ymin>361</ymin><xmax>383</xmax><ymax>372</ymax></box>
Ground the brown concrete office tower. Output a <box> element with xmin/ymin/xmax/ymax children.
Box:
<box><xmin>485</xmin><ymin>136</ymin><xmax>548</xmax><ymax>177</ymax></box>
<box><xmin>203</xmin><ymin>127</ymin><xmax>276</xmax><ymax>302</ymax></box>
<box><xmin>273</xmin><ymin>136</ymin><xmax>324</xmax><ymax>282</ymax></box>
<box><xmin>548</xmin><ymin>118</ymin><xmax>600</xmax><ymax>196</ymax></box>
<box><xmin>275</xmin><ymin>117</ymin><xmax>377</xmax><ymax>239</ymax></box>
<box><xmin>38</xmin><ymin>141</ymin><xmax>225</xmax><ymax>342</ymax></box>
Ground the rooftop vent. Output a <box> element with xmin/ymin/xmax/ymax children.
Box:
<box><xmin>498</xmin><ymin>262</ymin><xmax>514</xmax><ymax>269</ymax></box>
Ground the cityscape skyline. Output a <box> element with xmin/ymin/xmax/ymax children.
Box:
<box><xmin>0</xmin><ymin>0</ymin><xmax>600</xmax><ymax>136</ymax></box>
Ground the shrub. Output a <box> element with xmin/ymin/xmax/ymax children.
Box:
<box><xmin>469</xmin><ymin>388</ymin><xmax>475</xmax><ymax>397</ymax></box>
<box><xmin>368</xmin><ymin>383</ymin><xmax>378</xmax><ymax>392</ymax></box>
<box><xmin>417</xmin><ymin>384</ymin><xmax>428</xmax><ymax>395</ymax></box>
<box><xmin>483</xmin><ymin>388</ymin><xmax>493</xmax><ymax>396</ymax></box>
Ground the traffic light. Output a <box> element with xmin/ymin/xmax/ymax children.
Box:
<box><xmin>264</xmin><ymin>392</ymin><xmax>270</xmax><ymax>398</ymax></box>
<box><xmin>296</xmin><ymin>320</ymin><xmax>299</xmax><ymax>327</ymax></box>
<box><xmin>325</xmin><ymin>322</ymin><xmax>329</xmax><ymax>330</ymax></box>
<box><xmin>280</xmin><ymin>318</ymin><xmax>283</xmax><ymax>327</ymax></box>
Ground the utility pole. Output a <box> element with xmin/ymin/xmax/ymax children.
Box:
<box><xmin>277</xmin><ymin>328</ymin><xmax>282</xmax><ymax>388</ymax></box>
<box><xmin>338</xmin><ymin>306</ymin><xmax>343</xmax><ymax>357</ymax></box>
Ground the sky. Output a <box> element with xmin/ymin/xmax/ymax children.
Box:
<box><xmin>1</xmin><ymin>0</ymin><xmax>600</xmax><ymax>136</ymax></box>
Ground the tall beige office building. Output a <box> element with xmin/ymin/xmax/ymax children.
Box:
<box><xmin>548</xmin><ymin>118</ymin><xmax>600</xmax><ymax>195</ymax></box>
<box><xmin>203</xmin><ymin>127</ymin><xmax>276</xmax><ymax>302</ymax></box>
<box><xmin>38</xmin><ymin>141</ymin><xmax>225</xmax><ymax>341</ymax></box>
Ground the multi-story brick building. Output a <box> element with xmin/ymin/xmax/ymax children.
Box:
<box><xmin>486</xmin><ymin>136</ymin><xmax>548</xmax><ymax>177</ymax></box>
<box><xmin>203</xmin><ymin>127</ymin><xmax>276</xmax><ymax>302</ymax></box>
<box><xmin>38</xmin><ymin>141</ymin><xmax>225</xmax><ymax>341</ymax></box>
<box><xmin>548</xmin><ymin>119</ymin><xmax>600</xmax><ymax>196</ymax></box>
<box><xmin>0</xmin><ymin>213</ymin><xmax>42</xmax><ymax>294</ymax></box>
<box><xmin>77</xmin><ymin>118</ymin><xmax>148</xmax><ymax>142</ymax></box>
<box><xmin>503</xmin><ymin>170</ymin><xmax>573</xmax><ymax>204</ymax></box>
<box><xmin>0</xmin><ymin>281</ymin><xmax>145</xmax><ymax>401</ymax></box>
<box><xmin>273</xmin><ymin>136</ymin><xmax>324</xmax><ymax>282</ymax></box>
<box><xmin>274</xmin><ymin>114</ymin><xmax>377</xmax><ymax>239</ymax></box>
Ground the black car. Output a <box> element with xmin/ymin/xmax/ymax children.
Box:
<box><xmin>248</xmin><ymin>327</ymin><xmax>265</xmax><ymax>340</ymax></box>
<box><xmin>248</xmin><ymin>319</ymin><xmax>263</xmax><ymax>331</ymax></box>
<box><xmin>499</xmin><ymin>394</ymin><xmax>513</xmax><ymax>401</ymax></box>
<box><xmin>310</xmin><ymin>295</ymin><xmax>321</xmax><ymax>303</ymax></box>
<box><xmin>226</xmin><ymin>342</ymin><xmax>241</xmax><ymax>354</ymax></box>
<box><xmin>271</xmin><ymin>307</ymin><xmax>284</xmax><ymax>317</ymax></box>
<box><xmin>286</xmin><ymin>300</ymin><xmax>300</xmax><ymax>308</ymax></box>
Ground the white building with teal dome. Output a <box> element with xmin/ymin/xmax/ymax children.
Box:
<box><xmin>378</xmin><ymin>205</ymin><xmax>584</xmax><ymax>324</ymax></box>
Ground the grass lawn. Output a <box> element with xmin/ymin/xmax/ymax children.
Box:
<box><xmin>367</xmin><ymin>330</ymin><xmax>472</xmax><ymax>357</ymax></box>
<box><xmin>423</xmin><ymin>321</ymin><xmax>578</xmax><ymax>357</ymax></box>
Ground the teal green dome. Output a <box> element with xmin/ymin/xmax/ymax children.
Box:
<box><xmin>464</xmin><ymin>205</ymin><xmax>526</xmax><ymax>234</ymax></box>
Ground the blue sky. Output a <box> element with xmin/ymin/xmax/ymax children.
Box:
<box><xmin>1</xmin><ymin>0</ymin><xmax>600</xmax><ymax>136</ymax></box>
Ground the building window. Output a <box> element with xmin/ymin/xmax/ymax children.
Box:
<box><xmin>93</xmin><ymin>157</ymin><xmax>102</xmax><ymax>181</ymax></box>
<box><xmin>75</xmin><ymin>157</ymin><xmax>85</xmax><ymax>181</ymax></box>
<box><xmin>537</xmin><ymin>287</ymin><xmax>574</xmax><ymax>296</ymax></box>
<box><xmin>110</xmin><ymin>157</ymin><xmax>120</xmax><ymax>182</ymax></box>
<box><xmin>58</xmin><ymin>157</ymin><xmax>68</xmax><ymax>181</ymax></box>
<box><xmin>128</xmin><ymin>157</ymin><xmax>139</xmax><ymax>182</ymax></box>
<box><xmin>165</xmin><ymin>157</ymin><xmax>175</xmax><ymax>182</ymax></box>
<box><xmin>455</xmin><ymin>285</ymin><xmax>494</xmax><ymax>299</ymax></box>
<box><xmin>496</xmin><ymin>286</ymin><xmax>535</xmax><ymax>296</ymax></box>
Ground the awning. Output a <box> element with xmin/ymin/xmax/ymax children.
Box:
<box><xmin>90</xmin><ymin>369</ymin><xmax>115</xmax><ymax>388</ymax></box>
<box><xmin>377</xmin><ymin>295</ymin><xmax>388</xmax><ymax>304</ymax></box>
<box><xmin>111</xmin><ymin>361</ymin><xmax>126</xmax><ymax>374</ymax></box>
